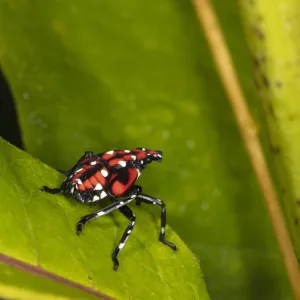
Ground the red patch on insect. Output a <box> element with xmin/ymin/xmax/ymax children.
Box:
<box><xmin>89</xmin><ymin>175</ymin><xmax>99</xmax><ymax>187</ymax></box>
<box><xmin>83</xmin><ymin>179</ymin><xmax>93</xmax><ymax>189</ymax></box>
<box><xmin>148</xmin><ymin>150</ymin><xmax>158</xmax><ymax>155</ymax></box>
<box><xmin>136</xmin><ymin>151</ymin><xmax>147</xmax><ymax>159</ymax></box>
<box><xmin>78</xmin><ymin>184</ymin><xmax>86</xmax><ymax>191</ymax></box>
<box><xmin>101</xmin><ymin>151</ymin><xmax>116</xmax><ymax>160</ymax></box>
<box><xmin>116</xmin><ymin>150</ymin><xmax>127</xmax><ymax>155</ymax></box>
<box><xmin>111</xmin><ymin>168</ymin><xmax>138</xmax><ymax>196</ymax></box>
<box><xmin>81</xmin><ymin>158</ymin><xmax>92</xmax><ymax>164</ymax></box>
<box><xmin>123</xmin><ymin>154</ymin><xmax>135</xmax><ymax>161</ymax></box>
<box><xmin>108</xmin><ymin>158</ymin><xmax>125</xmax><ymax>167</ymax></box>
<box><xmin>72</xmin><ymin>165</ymin><xmax>94</xmax><ymax>183</ymax></box>
<box><xmin>93</xmin><ymin>169</ymin><xmax>107</xmax><ymax>186</ymax></box>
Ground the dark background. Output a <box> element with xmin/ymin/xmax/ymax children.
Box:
<box><xmin>0</xmin><ymin>69</ymin><xmax>23</xmax><ymax>149</ymax></box>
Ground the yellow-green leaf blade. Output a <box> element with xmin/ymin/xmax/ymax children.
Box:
<box><xmin>0</xmin><ymin>137</ymin><xmax>209</xmax><ymax>299</ymax></box>
<box><xmin>239</xmin><ymin>0</ymin><xmax>300</xmax><ymax>263</ymax></box>
<box><xmin>0</xmin><ymin>260</ymin><xmax>111</xmax><ymax>300</ymax></box>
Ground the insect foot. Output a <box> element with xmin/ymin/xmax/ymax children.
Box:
<box><xmin>40</xmin><ymin>186</ymin><xmax>63</xmax><ymax>194</ymax></box>
<box><xmin>113</xmin><ymin>257</ymin><xmax>120</xmax><ymax>271</ymax></box>
<box><xmin>76</xmin><ymin>222</ymin><xmax>83</xmax><ymax>235</ymax></box>
<box><xmin>163</xmin><ymin>240</ymin><xmax>177</xmax><ymax>252</ymax></box>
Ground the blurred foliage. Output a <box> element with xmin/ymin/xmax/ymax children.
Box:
<box><xmin>240</xmin><ymin>0</ymin><xmax>300</xmax><ymax>265</ymax></box>
<box><xmin>0</xmin><ymin>137</ymin><xmax>208</xmax><ymax>299</ymax></box>
<box><xmin>0</xmin><ymin>0</ymin><xmax>294</xmax><ymax>299</ymax></box>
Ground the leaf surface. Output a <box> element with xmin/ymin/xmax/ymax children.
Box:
<box><xmin>0</xmin><ymin>138</ymin><xmax>208</xmax><ymax>299</ymax></box>
<box><xmin>0</xmin><ymin>0</ymin><xmax>293</xmax><ymax>298</ymax></box>
<box><xmin>240</xmin><ymin>0</ymin><xmax>300</xmax><ymax>265</ymax></box>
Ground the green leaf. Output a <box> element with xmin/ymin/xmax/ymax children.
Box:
<box><xmin>0</xmin><ymin>137</ymin><xmax>209</xmax><ymax>299</ymax></box>
<box><xmin>239</xmin><ymin>0</ymin><xmax>300</xmax><ymax>264</ymax></box>
<box><xmin>0</xmin><ymin>0</ymin><xmax>293</xmax><ymax>299</ymax></box>
<box><xmin>0</xmin><ymin>263</ymin><xmax>105</xmax><ymax>300</ymax></box>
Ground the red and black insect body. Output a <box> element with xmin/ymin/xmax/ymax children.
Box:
<box><xmin>41</xmin><ymin>148</ymin><xmax>176</xmax><ymax>270</ymax></box>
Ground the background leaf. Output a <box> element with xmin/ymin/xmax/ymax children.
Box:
<box><xmin>0</xmin><ymin>137</ymin><xmax>208</xmax><ymax>299</ymax></box>
<box><xmin>0</xmin><ymin>0</ymin><xmax>293</xmax><ymax>298</ymax></box>
<box><xmin>239</xmin><ymin>0</ymin><xmax>300</xmax><ymax>264</ymax></box>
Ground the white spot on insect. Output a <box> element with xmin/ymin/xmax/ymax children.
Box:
<box><xmin>117</xmin><ymin>203</ymin><xmax>123</xmax><ymax>209</ymax></box>
<box><xmin>77</xmin><ymin>179</ymin><xmax>82</xmax><ymax>185</ymax></box>
<box><xmin>142</xmin><ymin>148</ymin><xmax>146</xmax><ymax>151</ymax></box>
<box><xmin>161</xmin><ymin>227</ymin><xmax>165</xmax><ymax>234</ymax></box>
<box><xmin>70</xmin><ymin>187</ymin><xmax>74</xmax><ymax>193</ymax></box>
<box><xmin>124</xmin><ymin>150</ymin><xmax>130</xmax><ymax>153</ymax></box>
<box><xmin>127</xmin><ymin>230</ymin><xmax>132</xmax><ymax>234</ymax></box>
<box><xmin>131</xmin><ymin>155</ymin><xmax>136</xmax><ymax>160</ymax></box>
<box><xmin>137</xmin><ymin>169</ymin><xmax>141</xmax><ymax>177</ymax></box>
<box><xmin>97</xmin><ymin>211</ymin><xmax>106</xmax><ymax>216</ymax></box>
<box><xmin>119</xmin><ymin>161</ymin><xmax>126</xmax><ymax>167</ymax></box>
<box><xmin>95</xmin><ymin>183</ymin><xmax>102</xmax><ymax>190</ymax></box>
<box><xmin>157</xmin><ymin>153</ymin><xmax>162</xmax><ymax>158</ymax></box>
<box><xmin>132</xmin><ymin>221</ymin><xmax>135</xmax><ymax>225</ymax></box>
<box><xmin>92</xmin><ymin>195</ymin><xmax>100</xmax><ymax>201</ymax></box>
<box><xmin>75</xmin><ymin>168</ymin><xmax>83</xmax><ymax>173</ymax></box>
<box><xmin>140</xmin><ymin>161</ymin><xmax>144</xmax><ymax>164</ymax></box>
<box><xmin>90</xmin><ymin>161</ymin><xmax>97</xmax><ymax>165</ymax></box>
<box><xmin>106</xmin><ymin>150</ymin><xmax>114</xmax><ymax>155</ymax></box>
<box><xmin>119</xmin><ymin>201</ymin><xmax>124</xmax><ymax>205</ymax></box>
<box><xmin>101</xmin><ymin>169</ymin><xmax>108</xmax><ymax>177</ymax></box>
<box><xmin>100</xmin><ymin>191</ymin><xmax>107</xmax><ymax>199</ymax></box>
<box><xmin>119</xmin><ymin>243</ymin><xmax>125</xmax><ymax>249</ymax></box>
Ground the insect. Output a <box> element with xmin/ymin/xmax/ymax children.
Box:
<box><xmin>41</xmin><ymin>147</ymin><xmax>176</xmax><ymax>270</ymax></box>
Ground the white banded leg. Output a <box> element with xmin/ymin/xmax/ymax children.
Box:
<box><xmin>112</xmin><ymin>205</ymin><xmax>136</xmax><ymax>270</ymax></box>
<box><xmin>137</xmin><ymin>194</ymin><xmax>177</xmax><ymax>252</ymax></box>
<box><xmin>76</xmin><ymin>193</ymin><xmax>138</xmax><ymax>235</ymax></box>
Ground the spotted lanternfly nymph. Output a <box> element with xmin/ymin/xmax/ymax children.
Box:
<box><xmin>41</xmin><ymin>148</ymin><xmax>176</xmax><ymax>270</ymax></box>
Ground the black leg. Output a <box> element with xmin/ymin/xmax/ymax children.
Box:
<box><xmin>40</xmin><ymin>186</ymin><xmax>64</xmax><ymax>194</ymax></box>
<box><xmin>67</xmin><ymin>151</ymin><xmax>94</xmax><ymax>175</ymax></box>
<box><xmin>61</xmin><ymin>151</ymin><xmax>95</xmax><ymax>177</ymax></box>
<box><xmin>40</xmin><ymin>151</ymin><xmax>95</xmax><ymax>194</ymax></box>
<box><xmin>76</xmin><ymin>190</ymin><xmax>139</xmax><ymax>235</ymax></box>
<box><xmin>77</xmin><ymin>151</ymin><xmax>94</xmax><ymax>162</ymax></box>
<box><xmin>137</xmin><ymin>194</ymin><xmax>177</xmax><ymax>252</ymax></box>
<box><xmin>112</xmin><ymin>205</ymin><xmax>136</xmax><ymax>271</ymax></box>
<box><xmin>76</xmin><ymin>212</ymin><xmax>98</xmax><ymax>234</ymax></box>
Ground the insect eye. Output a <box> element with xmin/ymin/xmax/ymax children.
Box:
<box><xmin>145</xmin><ymin>157</ymin><xmax>152</xmax><ymax>164</ymax></box>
